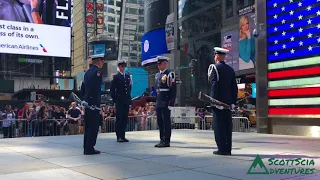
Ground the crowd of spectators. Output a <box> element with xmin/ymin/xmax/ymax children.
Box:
<box><xmin>0</xmin><ymin>101</ymin><xmax>157</xmax><ymax>139</ymax></box>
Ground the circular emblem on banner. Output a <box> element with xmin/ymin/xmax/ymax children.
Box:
<box><xmin>144</xmin><ymin>40</ymin><xmax>149</xmax><ymax>53</ymax></box>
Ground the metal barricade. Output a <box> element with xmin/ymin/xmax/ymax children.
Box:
<box><xmin>203</xmin><ymin>116</ymin><xmax>214</xmax><ymax>130</ymax></box>
<box><xmin>103</xmin><ymin>117</ymin><xmax>116</xmax><ymax>133</ymax></box>
<box><xmin>146</xmin><ymin>116</ymin><xmax>158</xmax><ymax>130</ymax></box>
<box><xmin>202</xmin><ymin>116</ymin><xmax>251</xmax><ymax>132</ymax></box>
<box><xmin>0</xmin><ymin>119</ymin><xmax>33</xmax><ymax>138</ymax></box>
<box><xmin>171</xmin><ymin>116</ymin><xmax>203</xmax><ymax>130</ymax></box>
<box><xmin>232</xmin><ymin>117</ymin><xmax>251</xmax><ymax>132</ymax></box>
<box><xmin>27</xmin><ymin>119</ymin><xmax>84</xmax><ymax>137</ymax></box>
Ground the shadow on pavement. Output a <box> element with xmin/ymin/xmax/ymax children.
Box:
<box><xmin>234</xmin><ymin>141</ymin><xmax>289</xmax><ymax>145</ymax></box>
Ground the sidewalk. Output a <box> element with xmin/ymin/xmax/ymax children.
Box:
<box><xmin>0</xmin><ymin>130</ymin><xmax>319</xmax><ymax>180</ymax></box>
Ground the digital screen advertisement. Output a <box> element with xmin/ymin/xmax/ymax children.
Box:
<box><xmin>266</xmin><ymin>0</ymin><xmax>320</xmax><ymax>116</ymax></box>
<box><xmin>141</xmin><ymin>28</ymin><xmax>169</xmax><ymax>66</ymax></box>
<box><xmin>144</xmin><ymin>0</ymin><xmax>169</xmax><ymax>32</ymax></box>
<box><xmin>220</xmin><ymin>5</ymin><xmax>256</xmax><ymax>72</ymax></box>
<box><xmin>0</xmin><ymin>0</ymin><xmax>72</xmax><ymax>57</ymax></box>
<box><xmin>221</xmin><ymin>30</ymin><xmax>239</xmax><ymax>71</ymax></box>
<box><xmin>94</xmin><ymin>44</ymin><xmax>105</xmax><ymax>55</ymax></box>
<box><xmin>238</xmin><ymin>5</ymin><xmax>256</xmax><ymax>70</ymax></box>
<box><xmin>0</xmin><ymin>21</ymin><xmax>71</xmax><ymax>57</ymax></box>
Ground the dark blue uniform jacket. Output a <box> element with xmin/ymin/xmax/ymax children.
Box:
<box><xmin>209</xmin><ymin>61</ymin><xmax>238</xmax><ymax>105</ymax></box>
<box><xmin>110</xmin><ymin>72</ymin><xmax>132</xmax><ymax>105</ymax></box>
<box><xmin>81</xmin><ymin>65</ymin><xmax>102</xmax><ymax>106</ymax></box>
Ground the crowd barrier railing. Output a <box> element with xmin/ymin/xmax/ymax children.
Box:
<box><xmin>171</xmin><ymin>116</ymin><xmax>204</xmax><ymax>130</ymax></box>
<box><xmin>0</xmin><ymin>114</ymin><xmax>251</xmax><ymax>139</ymax></box>
<box><xmin>0</xmin><ymin>119</ymin><xmax>85</xmax><ymax>138</ymax></box>
<box><xmin>203</xmin><ymin>115</ymin><xmax>251</xmax><ymax>132</ymax></box>
<box><xmin>102</xmin><ymin>116</ymin><xmax>158</xmax><ymax>133</ymax></box>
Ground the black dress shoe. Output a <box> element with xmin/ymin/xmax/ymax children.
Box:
<box><xmin>155</xmin><ymin>141</ymin><xmax>164</xmax><ymax>147</ymax></box>
<box><xmin>84</xmin><ymin>150</ymin><xmax>101</xmax><ymax>155</ymax></box>
<box><xmin>123</xmin><ymin>138</ymin><xmax>129</xmax><ymax>142</ymax></box>
<box><xmin>157</xmin><ymin>142</ymin><xmax>170</xmax><ymax>148</ymax></box>
<box><xmin>213</xmin><ymin>151</ymin><xmax>231</xmax><ymax>156</ymax></box>
<box><xmin>213</xmin><ymin>150</ymin><xmax>221</xmax><ymax>155</ymax></box>
<box><xmin>118</xmin><ymin>138</ymin><xmax>125</xmax><ymax>143</ymax></box>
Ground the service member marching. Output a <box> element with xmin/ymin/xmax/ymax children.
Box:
<box><xmin>208</xmin><ymin>47</ymin><xmax>238</xmax><ymax>156</ymax></box>
<box><xmin>81</xmin><ymin>54</ymin><xmax>104</xmax><ymax>155</ymax></box>
<box><xmin>110</xmin><ymin>60</ymin><xmax>132</xmax><ymax>143</ymax></box>
<box><xmin>154</xmin><ymin>56</ymin><xmax>177</xmax><ymax>148</ymax></box>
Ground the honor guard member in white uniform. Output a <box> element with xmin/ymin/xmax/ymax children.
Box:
<box><xmin>154</xmin><ymin>56</ymin><xmax>177</xmax><ymax>148</ymax></box>
<box><xmin>82</xmin><ymin>54</ymin><xmax>104</xmax><ymax>155</ymax></box>
<box><xmin>208</xmin><ymin>47</ymin><xmax>238</xmax><ymax>156</ymax></box>
<box><xmin>110</xmin><ymin>60</ymin><xmax>132</xmax><ymax>143</ymax></box>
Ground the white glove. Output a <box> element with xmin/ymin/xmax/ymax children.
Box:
<box><xmin>81</xmin><ymin>101</ymin><xmax>88</xmax><ymax>107</ymax></box>
<box><xmin>231</xmin><ymin>104</ymin><xmax>235</xmax><ymax>110</ymax></box>
<box><xmin>216</xmin><ymin>105</ymin><xmax>224</xmax><ymax>110</ymax></box>
<box><xmin>168</xmin><ymin>106</ymin><xmax>173</xmax><ymax>110</ymax></box>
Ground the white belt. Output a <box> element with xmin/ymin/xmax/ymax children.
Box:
<box><xmin>158</xmin><ymin>89</ymin><xmax>170</xmax><ymax>92</ymax></box>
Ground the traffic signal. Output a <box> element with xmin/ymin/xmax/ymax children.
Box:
<box><xmin>190</xmin><ymin>68</ymin><xmax>194</xmax><ymax>77</ymax></box>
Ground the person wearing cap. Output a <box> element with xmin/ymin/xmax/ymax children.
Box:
<box><xmin>82</xmin><ymin>54</ymin><xmax>104</xmax><ymax>155</ymax></box>
<box><xmin>208</xmin><ymin>47</ymin><xmax>238</xmax><ymax>156</ymax></box>
<box><xmin>154</xmin><ymin>56</ymin><xmax>177</xmax><ymax>148</ymax></box>
<box><xmin>110</xmin><ymin>60</ymin><xmax>132</xmax><ymax>143</ymax></box>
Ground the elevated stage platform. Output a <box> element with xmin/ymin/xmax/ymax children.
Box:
<box><xmin>0</xmin><ymin>130</ymin><xmax>319</xmax><ymax>180</ymax></box>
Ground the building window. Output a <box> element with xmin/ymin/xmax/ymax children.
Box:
<box><xmin>138</xmin><ymin>25</ymin><xmax>144</xmax><ymax>32</ymax></box>
<box><xmin>128</xmin><ymin>0</ymin><xmax>137</xmax><ymax>3</ymax></box>
<box><xmin>179</xmin><ymin>0</ymin><xmax>215</xmax><ymax>19</ymax></box>
<box><xmin>131</xmin><ymin>46</ymin><xmax>138</xmax><ymax>51</ymax></box>
<box><xmin>139</xmin><ymin>17</ymin><xmax>144</xmax><ymax>22</ymax></box>
<box><xmin>180</xmin><ymin>4</ymin><xmax>222</xmax><ymax>41</ymax></box>
<box><xmin>108</xmin><ymin>7</ymin><xmax>115</xmax><ymax>14</ymax></box>
<box><xmin>116</xmin><ymin>1</ymin><xmax>122</xmax><ymax>7</ymax></box>
<box><xmin>237</xmin><ymin>0</ymin><xmax>244</xmax><ymax>10</ymax></box>
<box><xmin>248</xmin><ymin>0</ymin><xmax>255</xmax><ymax>5</ymax></box>
<box><xmin>108</xmin><ymin>16</ymin><xmax>115</xmax><ymax>22</ymax></box>
<box><xmin>226</xmin><ymin>0</ymin><xmax>233</xmax><ymax>18</ymax></box>
<box><xmin>139</xmin><ymin>9</ymin><xmax>144</xmax><ymax>15</ymax></box>
<box><xmin>108</xmin><ymin>0</ymin><xmax>114</xmax><ymax>5</ymax></box>
<box><xmin>116</xmin><ymin>10</ymin><xmax>121</xmax><ymax>15</ymax></box>
<box><xmin>108</xmin><ymin>25</ymin><xmax>115</xmax><ymax>33</ymax></box>
<box><xmin>126</xmin><ymin>8</ymin><xmax>138</xmax><ymax>14</ymax></box>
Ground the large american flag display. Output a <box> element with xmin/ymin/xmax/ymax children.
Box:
<box><xmin>266</xmin><ymin>0</ymin><xmax>320</xmax><ymax>116</ymax></box>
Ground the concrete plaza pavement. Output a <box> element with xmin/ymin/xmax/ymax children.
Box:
<box><xmin>0</xmin><ymin>130</ymin><xmax>319</xmax><ymax>180</ymax></box>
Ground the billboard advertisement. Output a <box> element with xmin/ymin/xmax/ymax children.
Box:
<box><xmin>94</xmin><ymin>44</ymin><xmax>105</xmax><ymax>55</ymax></box>
<box><xmin>165</xmin><ymin>13</ymin><xmax>174</xmax><ymax>51</ymax></box>
<box><xmin>89</xmin><ymin>41</ymin><xmax>118</xmax><ymax>60</ymax></box>
<box><xmin>144</xmin><ymin>0</ymin><xmax>169</xmax><ymax>32</ymax></box>
<box><xmin>238</xmin><ymin>5</ymin><xmax>256</xmax><ymax>70</ymax></box>
<box><xmin>141</xmin><ymin>28</ymin><xmax>169</xmax><ymax>66</ymax></box>
<box><xmin>221</xmin><ymin>30</ymin><xmax>239</xmax><ymax>71</ymax></box>
<box><xmin>0</xmin><ymin>0</ymin><xmax>72</xmax><ymax>57</ymax></box>
<box><xmin>220</xmin><ymin>5</ymin><xmax>256</xmax><ymax>71</ymax></box>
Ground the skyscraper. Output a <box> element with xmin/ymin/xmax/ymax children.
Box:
<box><xmin>119</xmin><ymin>0</ymin><xmax>144</xmax><ymax>67</ymax></box>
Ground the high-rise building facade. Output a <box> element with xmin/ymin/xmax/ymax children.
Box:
<box><xmin>72</xmin><ymin>0</ymin><xmax>123</xmax><ymax>89</ymax></box>
<box><xmin>119</xmin><ymin>0</ymin><xmax>144</xmax><ymax>67</ymax></box>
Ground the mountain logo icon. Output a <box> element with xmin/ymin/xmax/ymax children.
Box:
<box><xmin>247</xmin><ymin>155</ymin><xmax>269</xmax><ymax>174</ymax></box>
